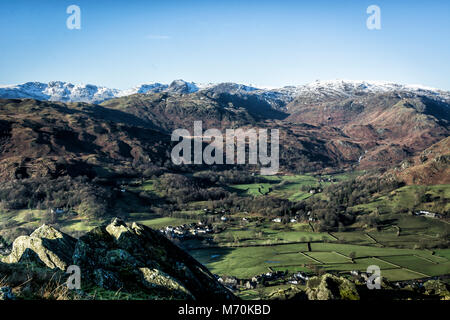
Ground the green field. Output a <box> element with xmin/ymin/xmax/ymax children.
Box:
<box><xmin>350</xmin><ymin>184</ymin><xmax>450</xmax><ymax>215</ymax></box>
<box><xmin>191</xmin><ymin>245</ymin><xmax>313</xmax><ymax>278</ymax></box>
<box><xmin>229</xmin><ymin>183</ymin><xmax>273</xmax><ymax>196</ymax></box>
<box><xmin>211</xmin><ymin>221</ymin><xmax>334</xmax><ymax>246</ymax></box>
<box><xmin>1</xmin><ymin>172</ymin><xmax>448</xmax><ymax>288</ymax></box>
<box><xmin>228</xmin><ymin>174</ymin><xmax>324</xmax><ymax>201</ymax></box>
<box><xmin>190</xmin><ymin>241</ymin><xmax>450</xmax><ymax>281</ymax></box>
<box><xmin>0</xmin><ymin>209</ymin><xmax>101</xmax><ymax>237</ymax></box>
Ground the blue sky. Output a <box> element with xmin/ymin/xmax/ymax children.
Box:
<box><xmin>1</xmin><ymin>0</ymin><xmax>449</xmax><ymax>90</ymax></box>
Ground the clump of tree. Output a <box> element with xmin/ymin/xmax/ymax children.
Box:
<box><xmin>206</xmin><ymin>193</ymin><xmax>294</xmax><ymax>216</ymax></box>
<box><xmin>193</xmin><ymin>169</ymin><xmax>258</xmax><ymax>185</ymax></box>
<box><xmin>153</xmin><ymin>173</ymin><xmax>229</xmax><ymax>203</ymax></box>
<box><xmin>0</xmin><ymin>176</ymin><xmax>113</xmax><ymax>218</ymax></box>
<box><xmin>324</xmin><ymin>176</ymin><xmax>404</xmax><ymax>208</ymax></box>
<box><xmin>290</xmin><ymin>176</ymin><xmax>404</xmax><ymax>231</ymax></box>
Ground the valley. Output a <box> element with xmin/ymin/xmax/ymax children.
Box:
<box><xmin>1</xmin><ymin>170</ymin><xmax>448</xmax><ymax>300</ymax></box>
<box><xmin>0</xmin><ymin>79</ymin><xmax>449</xmax><ymax>300</ymax></box>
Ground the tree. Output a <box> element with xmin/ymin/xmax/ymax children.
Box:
<box><xmin>349</xmin><ymin>251</ymin><xmax>356</xmax><ymax>263</ymax></box>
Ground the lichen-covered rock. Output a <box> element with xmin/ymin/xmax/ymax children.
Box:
<box><xmin>72</xmin><ymin>217</ymin><xmax>235</xmax><ymax>300</ymax></box>
<box><xmin>139</xmin><ymin>267</ymin><xmax>193</xmax><ymax>299</ymax></box>
<box><xmin>2</xmin><ymin>225</ymin><xmax>76</xmax><ymax>270</ymax></box>
<box><xmin>93</xmin><ymin>268</ymin><xmax>123</xmax><ymax>291</ymax></box>
<box><xmin>423</xmin><ymin>280</ymin><xmax>450</xmax><ymax>300</ymax></box>
<box><xmin>0</xmin><ymin>218</ymin><xmax>236</xmax><ymax>300</ymax></box>
<box><xmin>306</xmin><ymin>274</ymin><xmax>360</xmax><ymax>300</ymax></box>
<box><xmin>268</xmin><ymin>286</ymin><xmax>308</xmax><ymax>300</ymax></box>
<box><xmin>0</xmin><ymin>287</ymin><xmax>15</xmax><ymax>300</ymax></box>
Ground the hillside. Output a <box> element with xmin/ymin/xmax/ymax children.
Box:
<box><xmin>386</xmin><ymin>137</ymin><xmax>450</xmax><ymax>185</ymax></box>
<box><xmin>0</xmin><ymin>98</ymin><xmax>171</xmax><ymax>181</ymax></box>
<box><xmin>1</xmin><ymin>80</ymin><xmax>449</xmax><ymax>179</ymax></box>
<box><xmin>286</xmin><ymin>93</ymin><xmax>450</xmax><ymax>169</ymax></box>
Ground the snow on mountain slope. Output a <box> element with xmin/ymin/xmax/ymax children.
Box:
<box><xmin>255</xmin><ymin>80</ymin><xmax>450</xmax><ymax>111</ymax></box>
<box><xmin>283</xmin><ymin>80</ymin><xmax>449</xmax><ymax>104</ymax></box>
<box><xmin>117</xmin><ymin>83</ymin><xmax>168</xmax><ymax>97</ymax></box>
<box><xmin>1</xmin><ymin>79</ymin><xmax>448</xmax><ymax>107</ymax></box>
<box><xmin>0</xmin><ymin>81</ymin><xmax>120</xmax><ymax>104</ymax></box>
<box><xmin>0</xmin><ymin>80</ymin><xmax>205</xmax><ymax>103</ymax></box>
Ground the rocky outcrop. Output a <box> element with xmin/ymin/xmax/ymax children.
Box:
<box><xmin>1</xmin><ymin>218</ymin><xmax>235</xmax><ymax>300</ymax></box>
<box><xmin>423</xmin><ymin>280</ymin><xmax>450</xmax><ymax>300</ymax></box>
<box><xmin>305</xmin><ymin>274</ymin><xmax>360</xmax><ymax>300</ymax></box>
<box><xmin>267</xmin><ymin>286</ymin><xmax>307</xmax><ymax>300</ymax></box>
<box><xmin>72</xmin><ymin>218</ymin><xmax>234</xmax><ymax>300</ymax></box>
<box><xmin>1</xmin><ymin>225</ymin><xmax>76</xmax><ymax>270</ymax></box>
<box><xmin>266</xmin><ymin>274</ymin><xmax>360</xmax><ymax>300</ymax></box>
<box><xmin>386</xmin><ymin>136</ymin><xmax>450</xmax><ymax>185</ymax></box>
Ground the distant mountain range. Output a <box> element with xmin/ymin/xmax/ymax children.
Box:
<box><xmin>1</xmin><ymin>79</ymin><xmax>449</xmax><ymax>107</ymax></box>
<box><xmin>0</xmin><ymin>79</ymin><xmax>449</xmax><ymax>183</ymax></box>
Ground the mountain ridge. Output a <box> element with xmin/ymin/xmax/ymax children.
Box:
<box><xmin>0</xmin><ymin>78</ymin><xmax>449</xmax><ymax>181</ymax></box>
<box><xmin>2</xmin><ymin>79</ymin><xmax>449</xmax><ymax>107</ymax></box>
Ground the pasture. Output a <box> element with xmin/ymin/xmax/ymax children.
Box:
<box><xmin>190</xmin><ymin>241</ymin><xmax>450</xmax><ymax>281</ymax></box>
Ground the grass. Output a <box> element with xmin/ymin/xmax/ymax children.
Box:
<box><xmin>381</xmin><ymin>269</ymin><xmax>429</xmax><ymax>281</ymax></box>
<box><xmin>229</xmin><ymin>183</ymin><xmax>273</xmax><ymax>196</ymax></box>
<box><xmin>137</xmin><ymin>217</ymin><xmax>196</xmax><ymax>229</ymax></box>
<box><xmin>212</xmin><ymin>221</ymin><xmax>333</xmax><ymax>245</ymax></box>
<box><xmin>381</xmin><ymin>255</ymin><xmax>450</xmax><ymax>277</ymax></box>
<box><xmin>434</xmin><ymin>249</ymin><xmax>450</xmax><ymax>260</ymax></box>
<box><xmin>227</xmin><ymin>173</ymin><xmax>347</xmax><ymax>201</ymax></box>
<box><xmin>330</xmin><ymin>232</ymin><xmax>375</xmax><ymax>245</ymax></box>
<box><xmin>350</xmin><ymin>184</ymin><xmax>450</xmax><ymax>215</ymax></box>
<box><xmin>363</xmin><ymin>215</ymin><xmax>449</xmax><ymax>248</ymax></box>
<box><xmin>191</xmin><ymin>245</ymin><xmax>315</xmax><ymax>278</ymax></box>
<box><xmin>190</xmin><ymin>240</ymin><xmax>450</xmax><ymax>281</ymax></box>
<box><xmin>61</xmin><ymin>218</ymin><xmax>99</xmax><ymax>233</ymax></box>
<box><xmin>306</xmin><ymin>252</ymin><xmax>351</xmax><ymax>264</ymax></box>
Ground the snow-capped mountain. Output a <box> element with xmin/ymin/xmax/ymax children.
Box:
<box><xmin>254</xmin><ymin>80</ymin><xmax>450</xmax><ymax>110</ymax></box>
<box><xmin>277</xmin><ymin>80</ymin><xmax>450</xmax><ymax>107</ymax></box>
<box><xmin>0</xmin><ymin>81</ymin><xmax>121</xmax><ymax>104</ymax></box>
<box><xmin>0</xmin><ymin>80</ymin><xmax>207</xmax><ymax>103</ymax></box>
<box><xmin>117</xmin><ymin>83</ymin><xmax>168</xmax><ymax>97</ymax></box>
<box><xmin>1</xmin><ymin>79</ymin><xmax>448</xmax><ymax>106</ymax></box>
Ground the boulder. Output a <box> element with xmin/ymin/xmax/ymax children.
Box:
<box><xmin>306</xmin><ymin>274</ymin><xmax>360</xmax><ymax>300</ymax></box>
